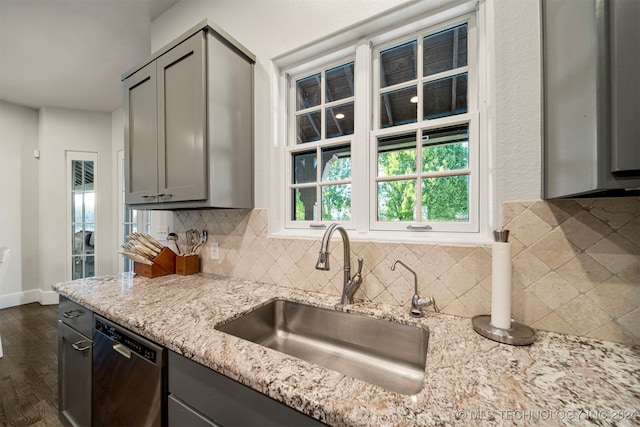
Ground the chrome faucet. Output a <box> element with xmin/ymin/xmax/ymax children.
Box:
<box><xmin>391</xmin><ymin>260</ymin><xmax>439</xmax><ymax>317</ymax></box>
<box><xmin>315</xmin><ymin>224</ymin><xmax>364</xmax><ymax>304</ymax></box>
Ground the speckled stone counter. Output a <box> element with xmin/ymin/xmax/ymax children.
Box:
<box><xmin>53</xmin><ymin>273</ymin><xmax>640</xmax><ymax>426</ymax></box>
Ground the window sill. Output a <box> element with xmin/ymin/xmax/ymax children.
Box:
<box><xmin>269</xmin><ymin>228</ymin><xmax>493</xmax><ymax>246</ymax></box>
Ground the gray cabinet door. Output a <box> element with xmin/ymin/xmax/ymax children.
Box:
<box><xmin>124</xmin><ymin>62</ymin><xmax>159</xmax><ymax>205</ymax></box>
<box><xmin>157</xmin><ymin>32</ymin><xmax>207</xmax><ymax>203</ymax></box>
<box><xmin>58</xmin><ymin>321</ymin><xmax>92</xmax><ymax>427</ymax></box>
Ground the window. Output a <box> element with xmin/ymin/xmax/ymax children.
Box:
<box><xmin>117</xmin><ymin>151</ymin><xmax>150</xmax><ymax>273</ymax></box>
<box><xmin>66</xmin><ymin>152</ymin><xmax>97</xmax><ymax>280</ymax></box>
<box><xmin>287</xmin><ymin>60</ymin><xmax>355</xmax><ymax>225</ymax></box>
<box><xmin>278</xmin><ymin>2</ymin><xmax>485</xmax><ymax>242</ymax></box>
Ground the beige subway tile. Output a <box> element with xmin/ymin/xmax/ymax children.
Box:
<box><xmin>529</xmin><ymin>200</ymin><xmax>581</xmax><ymax>227</ymax></box>
<box><xmin>441</xmin><ymin>298</ymin><xmax>472</xmax><ymax>317</ymax></box>
<box><xmin>586</xmin><ymin>233</ymin><xmax>639</xmax><ymax>274</ymax></box>
<box><xmin>502</xmin><ymin>201</ymin><xmax>526</xmax><ymax>226</ymax></box>
<box><xmin>440</xmin><ymin>264</ymin><xmax>477</xmax><ymax>297</ymax></box>
<box><xmin>586</xmin><ymin>277</ymin><xmax>640</xmax><ymax>318</ymax></box>
<box><xmin>618</xmin><ymin>262</ymin><xmax>640</xmax><ymax>286</ymax></box>
<box><xmin>512</xmin><ymin>290</ymin><xmax>552</xmax><ymax>325</ymax></box>
<box><xmin>458</xmin><ymin>248</ymin><xmax>492</xmax><ymax>282</ymax></box>
<box><xmin>386</xmin><ymin>277</ymin><xmax>414</xmax><ymax>306</ymax></box>
<box><xmin>419</xmin><ymin>246</ymin><xmax>456</xmax><ymax>278</ymax></box>
<box><xmin>555</xmin><ymin>295</ymin><xmax>611</xmax><ymax>336</ymax></box>
<box><xmin>555</xmin><ymin>253</ymin><xmax>613</xmax><ymax>293</ymax></box>
<box><xmin>530</xmin><ymin>272</ymin><xmax>579</xmax><ymax>311</ymax></box>
<box><xmin>512</xmin><ymin>250</ymin><xmax>551</xmax><ymax>286</ymax></box>
<box><xmin>531</xmin><ymin>312</ymin><xmax>578</xmax><ymax>336</ymax></box>
<box><xmin>529</xmin><ymin>228</ymin><xmax>580</xmax><ymax>270</ymax></box>
<box><xmin>617</xmin><ymin>308</ymin><xmax>640</xmax><ymax>339</ymax></box>
<box><xmin>423</xmin><ymin>278</ymin><xmax>456</xmax><ymax>310</ymax></box>
<box><xmin>587</xmin><ymin>321</ymin><xmax>638</xmax><ymax>346</ymax></box>
<box><xmin>507</xmin><ymin>209</ymin><xmax>552</xmax><ymax>246</ymax></box>
<box><xmin>457</xmin><ymin>285</ymin><xmax>491</xmax><ymax>316</ymax></box>
<box><xmin>618</xmin><ymin>217</ymin><xmax>640</xmax><ymax>247</ymax></box>
<box><xmin>442</xmin><ymin>245</ymin><xmax>475</xmax><ymax>262</ymax></box>
<box><xmin>589</xmin><ymin>197</ymin><xmax>640</xmax><ymax>229</ymax></box>
<box><xmin>560</xmin><ymin>211</ymin><xmax>612</xmax><ymax>250</ymax></box>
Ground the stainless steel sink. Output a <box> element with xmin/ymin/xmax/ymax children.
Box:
<box><xmin>216</xmin><ymin>300</ymin><xmax>429</xmax><ymax>395</ymax></box>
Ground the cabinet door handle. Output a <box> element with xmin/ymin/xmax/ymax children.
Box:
<box><xmin>156</xmin><ymin>193</ymin><xmax>173</xmax><ymax>198</ymax></box>
<box><xmin>63</xmin><ymin>310</ymin><xmax>81</xmax><ymax>319</ymax></box>
<box><xmin>71</xmin><ymin>339</ymin><xmax>93</xmax><ymax>352</ymax></box>
<box><xmin>141</xmin><ymin>194</ymin><xmax>155</xmax><ymax>198</ymax></box>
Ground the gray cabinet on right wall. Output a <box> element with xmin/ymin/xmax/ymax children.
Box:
<box><xmin>123</xmin><ymin>20</ymin><xmax>255</xmax><ymax>209</ymax></box>
<box><xmin>542</xmin><ymin>0</ymin><xmax>640</xmax><ymax>198</ymax></box>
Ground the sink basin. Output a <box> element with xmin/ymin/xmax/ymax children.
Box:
<box><xmin>216</xmin><ymin>299</ymin><xmax>429</xmax><ymax>395</ymax></box>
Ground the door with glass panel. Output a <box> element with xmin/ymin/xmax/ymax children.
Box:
<box><xmin>67</xmin><ymin>152</ymin><xmax>97</xmax><ymax>280</ymax></box>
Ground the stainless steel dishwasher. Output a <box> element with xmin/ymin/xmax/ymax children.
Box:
<box><xmin>92</xmin><ymin>315</ymin><xmax>166</xmax><ymax>426</ymax></box>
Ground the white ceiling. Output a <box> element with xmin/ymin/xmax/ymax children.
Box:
<box><xmin>0</xmin><ymin>0</ymin><xmax>178</xmax><ymax>112</ymax></box>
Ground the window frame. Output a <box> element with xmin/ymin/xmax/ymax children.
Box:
<box><xmin>285</xmin><ymin>54</ymin><xmax>358</xmax><ymax>229</ymax></box>
<box><xmin>66</xmin><ymin>151</ymin><xmax>98</xmax><ymax>281</ymax></box>
<box><xmin>273</xmin><ymin>0</ymin><xmax>490</xmax><ymax>244</ymax></box>
<box><xmin>370</xmin><ymin>14</ymin><xmax>479</xmax><ymax>233</ymax></box>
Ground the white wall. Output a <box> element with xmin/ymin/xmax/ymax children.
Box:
<box><xmin>151</xmin><ymin>0</ymin><xmax>543</xmax><ymax>225</ymax></box>
<box><xmin>0</xmin><ymin>101</ymin><xmax>40</xmax><ymax>307</ymax></box>
<box><xmin>38</xmin><ymin>107</ymin><xmax>114</xmax><ymax>298</ymax></box>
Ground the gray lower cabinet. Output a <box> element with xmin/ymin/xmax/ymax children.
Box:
<box><xmin>58</xmin><ymin>296</ymin><xmax>93</xmax><ymax>427</ymax></box>
<box><xmin>123</xmin><ymin>20</ymin><xmax>255</xmax><ymax>210</ymax></box>
<box><xmin>168</xmin><ymin>351</ymin><xmax>326</xmax><ymax>426</ymax></box>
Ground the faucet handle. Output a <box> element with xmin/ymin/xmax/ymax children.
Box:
<box><xmin>355</xmin><ymin>258</ymin><xmax>364</xmax><ymax>275</ymax></box>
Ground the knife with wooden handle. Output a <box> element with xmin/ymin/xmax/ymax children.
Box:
<box><xmin>118</xmin><ymin>251</ymin><xmax>154</xmax><ymax>265</ymax></box>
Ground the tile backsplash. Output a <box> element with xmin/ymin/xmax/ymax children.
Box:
<box><xmin>174</xmin><ymin>197</ymin><xmax>639</xmax><ymax>346</ymax></box>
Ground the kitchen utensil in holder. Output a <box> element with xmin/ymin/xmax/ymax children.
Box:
<box><xmin>472</xmin><ymin>229</ymin><xmax>535</xmax><ymax>346</ymax></box>
<box><xmin>176</xmin><ymin>254</ymin><xmax>199</xmax><ymax>275</ymax></box>
<box><xmin>134</xmin><ymin>247</ymin><xmax>177</xmax><ymax>277</ymax></box>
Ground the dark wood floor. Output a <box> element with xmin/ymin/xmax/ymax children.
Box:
<box><xmin>0</xmin><ymin>303</ymin><xmax>62</xmax><ymax>427</ymax></box>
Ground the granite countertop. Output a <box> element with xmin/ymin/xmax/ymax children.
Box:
<box><xmin>53</xmin><ymin>273</ymin><xmax>640</xmax><ymax>426</ymax></box>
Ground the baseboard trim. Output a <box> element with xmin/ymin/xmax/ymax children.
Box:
<box><xmin>0</xmin><ymin>289</ymin><xmax>59</xmax><ymax>309</ymax></box>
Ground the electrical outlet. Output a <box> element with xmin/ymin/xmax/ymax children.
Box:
<box><xmin>210</xmin><ymin>242</ymin><xmax>219</xmax><ymax>260</ymax></box>
<box><xmin>155</xmin><ymin>226</ymin><xmax>169</xmax><ymax>241</ymax></box>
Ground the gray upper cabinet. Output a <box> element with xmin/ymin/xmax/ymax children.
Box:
<box><xmin>543</xmin><ymin>0</ymin><xmax>640</xmax><ymax>198</ymax></box>
<box><xmin>123</xmin><ymin>21</ymin><xmax>255</xmax><ymax>209</ymax></box>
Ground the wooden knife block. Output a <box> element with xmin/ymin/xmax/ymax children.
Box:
<box><xmin>134</xmin><ymin>247</ymin><xmax>177</xmax><ymax>277</ymax></box>
<box><xmin>176</xmin><ymin>255</ymin><xmax>199</xmax><ymax>275</ymax></box>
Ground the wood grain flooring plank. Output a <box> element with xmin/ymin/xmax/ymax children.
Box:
<box><xmin>0</xmin><ymin>303</ymin><xmax>62</xmax><ymax>427</ymax></box>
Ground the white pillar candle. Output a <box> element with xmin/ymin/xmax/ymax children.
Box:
<box><xmin>491</xmin><ymin>240</ymin><xmax>512</xmax><ymax>330</ymax></box>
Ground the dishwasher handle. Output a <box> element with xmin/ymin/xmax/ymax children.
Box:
<box><xmin>112</xmin><ymin>342</ymin><xmax>132</xmax><ymax>359</ymax></box>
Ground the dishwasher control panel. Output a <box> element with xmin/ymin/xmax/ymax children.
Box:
<box><xmin>95</xmin><ymin>318</ymin><xmax>158</xmax><ymax>363</ymax></box>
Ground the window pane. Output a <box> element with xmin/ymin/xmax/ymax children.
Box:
<box><xmin>72</xmin><ymin>160</ymin><xmax>83</xmax><ymax>191</ymax></box>
<box><xmin>292</xmin><ymin>188</ymin><xmax>317</xmax><ymax>221</ymax></box>
<box><xmin>73</xmin><ymin>225</ymin><xmax>83</xmax><ymax>255</ymax></box>
<box><xmin>321</xmin><ymin>144</ymin><xmax>351</xmax><ymax>182</ymax></box>
<box><xmin>423</xmin><ymin>24</ymin><xmax>468</xmax><ymax>77</ymax></box>
<box><xmin>422</xmin><ymin>125</ymin><xmax>469</xmax><ymax>172</ymax></box>
<box><xmin>72</xmin><ymin>256</ymin><xmax>84</xmax><ymax>280</ymax></box>
<box><xmin>423</xmin><ymin>73</ymin><xmax>467</xmax><ymax>120</ymax></box>
<box><xmin>322</xmin><ymin>184</ymin><xmax>351</xmax><ymax>221</ymax></box>
<box><xmin>296</xmin><ymin>73</ymin><xmax>321</xmax><ymax>110</ymax></box>
<box><xmin>73</xmin><ymin>192</ymin><xmax>83</xmax><ymax>223</ymax></box>
<box><xmin>380</xmin><ymin>40</ymin><xmax>417</xmax><ymax>88</ymax></box>
<box><xmin>422</xmin><ymin>175</ymin><xmax>469</xmax><ymax>221</ymax></box>
<box><xmin>292</xmin><ymin>151</ymin><xmax>317</xmax><ymax>184</ymax></box>
<box><xmin>377</xmin><ymin>180</ymin><xmax>416</xmax><ymax>221</ymax></box>
<box><xmin>85</xmin><ymin>256</ymin><xmax>95</xmax><ymax>278</ymax></box>
<box><xmin>380</xmin><ymin>86</ymin><xmax>417</xmax><ymax>128</ymax></box>
<box><xmin>83</xmin><ymin>161</ymin><xmax>94</xmax><ymax>190</ymax></box>
<box><xmin>326</xmin><ymin>62</ymin><xmax>354</xmax><ymax>102</ymax></box>
<box><xmin>296</xmin><ymin>111</ymin><xmax>321</xmax><ymax>144</ymax></box>
<box><xmin>84</xmin><ymin>191</ymin><xmax>95</xmax><ymax>223</ymax></box>
<box><xmin>326</xmin><ymin>102</ymin><xmax>354</xmax><ymax>138</ymax></box>
<box><xmin>377</xmin><ymin>133</ymin><xmax>416</xmax><ymax>177</ymax></box>
<box><xmin>85</xmin><ymin>228</ymin><xmax>95</xmax><ymax>255</ymax></box>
